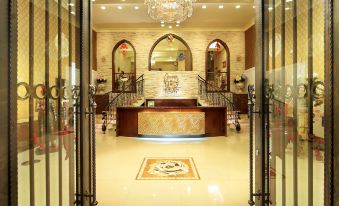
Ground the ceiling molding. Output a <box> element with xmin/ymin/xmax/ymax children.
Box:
<box><xmin>243</xmin><ymin>18</ymin><xmax>255</xmax><ymax>31</ymax></box>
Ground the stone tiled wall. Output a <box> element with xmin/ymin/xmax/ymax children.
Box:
<box><xmin>96</xmin><ymin>31</ymin><xmax>246</xmax><ymax>97</ymax></box>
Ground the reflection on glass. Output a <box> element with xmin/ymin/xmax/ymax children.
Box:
<box><xmin>264</xmin><ymin>0</ymin><xmax>325</xmax><ymax>205</ymax></box>
<box><xmin>150</xmin><ymin>34</ymin><xmax>192</xmax><ymax>71</ymax></box>
<box><xmin>16</xmin><ymin>0</ymin><xmax>78</xmax><ymax>205</ymax></box>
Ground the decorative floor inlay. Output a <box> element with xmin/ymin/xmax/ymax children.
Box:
<box><xmin>136</xmin><ymin>157</ymin><xmax>200</xmax><ymax>180</ymax></box>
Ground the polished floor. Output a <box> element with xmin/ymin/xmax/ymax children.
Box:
<box><xmin>96</xmin><ymin>125</ymin><xmax>250</xmax><ymax>206</ymax></box>
<box><xmin>16</xmin><ymin>116</ymin><xmax>324</xmax><ymax>206</ymax></box>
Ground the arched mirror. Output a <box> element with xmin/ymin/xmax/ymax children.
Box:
<box><xmin>206</xmin><ymin>39</ymin><xmax>230</xmax><ymax>92</ymax></box>
<box><xmin>112</xmin><ymin>40</ymin><xmax>136</xmax><ymax>92</ymax></box>
<box><xmin>149</xmin><ymin>34</ymin><xmax>192</xmax><ymax>71</ymax></box>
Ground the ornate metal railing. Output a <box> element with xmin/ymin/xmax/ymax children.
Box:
<box><xmin>101</xmin><ymin>74</ymin><xmax>144</xmax><ymax>133</ymax></box>
<box><xmin>198</xmin><ymin>75</ymin><xmax>241</xmax><ymax>131</ymax></box>
<box><xmin>206</xmin><ymin>71</ymin><xmax>229</xmax><ymax>92</ymax></box>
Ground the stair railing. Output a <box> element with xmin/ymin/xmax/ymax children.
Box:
<box><xmin>101</xmin><ymin>74</ymin><xmax>144</xmax><ymax>133</ymax></box>
<box><xmin>198</xmin><ymin>75</ymin><xmax>241</xmax><ymax>131</ymax></box>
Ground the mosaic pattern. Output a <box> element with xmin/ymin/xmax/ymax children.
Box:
<box><xmin>138</xmin><ymin>112</ymin><xmax>204</xmax><ymax>135</ymax></box>
<box><xmin>137</xmin><ymin>157</ymin><xmax>200</xmax><ymax>180</ymax></box>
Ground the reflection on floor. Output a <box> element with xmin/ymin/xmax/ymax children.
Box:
<box><xmin>97</xmin><ymin>125</ymin><xmax>250</xmax><ymax>206</ymax></box>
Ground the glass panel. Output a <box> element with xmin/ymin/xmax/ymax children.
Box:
<box><xmin>16</xmin><ymin>0</ymin><xmax>79</xmax><ymax>205</ymax></box>
<box><xmin>264</xmin><ymin>0</ymin><xmax>326</xmax><ymax>205</ymax></box>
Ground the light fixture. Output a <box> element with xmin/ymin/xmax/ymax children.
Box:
<box><xmin>253</xmin><ymin>5</ymin><xmax>255</xmax><ymax>9</ymax></box>
<box><xmin>202</xmin><ymin>5</ymin><xmax>207</xmax><ymax>9</ymax></box>
<box><xmin>176</xmin><ymin>24</ymin><xmax>180</xmax><ymax>27</ymax></box>
<box><xmin>117</xmin><ymin>5</ymin><xmax>123</xmax><ymax>10</ymax></box>
<box><xmin>218</xmin><ymin>5</ymin><xmax>224</xmax><ymax>9</ymax></box>
<box><xmin>92</xmin><ymin>0</ymin><xmax>95</xmax><ymax>2</ymax></box>
<box><xmin>285</xmin><ymin>7</ymin><xmax>291</xmax><ymax>10</ymax></box>
<box><xmin>134</xmin><ymin>6</ymin><xmax>140</xmax><ymax>10</ymax></box>
<box><xmin>161</xmin><ymin>23</ymin><xmax>165</xmax><ymax>27</ymax></box>
<box><xmin>169</xmin><ymin>25</ymin><xmax>173</xmax><ymax>29</ymax></box>
<box><xmin>145</xmin><ymin>0</ymin><xmax>196</xmax><ymax>24</ymax></box>
<box><xmin>235</xmin><ymin>5</ymin><xmax>241</xmax><ymax>9</ymax></box>
<box><xmin>68</xmin><ymin>3</ymin><xmax>74</xmax><ymax>6</ymax></box>
<box><xmin>268</xmin><ymin>7</ymin><xmax>273</xmax><ymax>11</ymax></box>
<box><xmin>100</xmin><ymin>5</ymin><xmax>106</xmax><ymax>10</ymax></box>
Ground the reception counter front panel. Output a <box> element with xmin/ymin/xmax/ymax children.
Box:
<box><xmin>138</xmin><ymin>112</ymin><xmax>205</xmax><ymax>135</ymax></box>
<box><xmin>116</xmin><ymin>107</ymin><xmax>227</xmax><ymax>137</ymax></box>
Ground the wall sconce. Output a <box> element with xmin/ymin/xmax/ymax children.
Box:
<box><xmin>236</xmin><ymin>55</ymin><xmax>241</xmax><ymax>62</ymax></box>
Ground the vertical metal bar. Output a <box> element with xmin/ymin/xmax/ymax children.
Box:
<box><xmin>248</xmin><ymin>86</ymin><xmax>255</xmax><ymax>206</ymax></box>
<box><xmin>68</xmin><ymin>1</ymin><xmax>74</xmax><ymax>205</ymax></box>
<box><xmin>8</xmin><ymin>0</ymin><xmax>19</xmax><ymax>204</ymax></box>
<box><xmin>292</xmin><ymin>0</ymin><xmax>298</xmax><ymax>205</ymax></box>
<box><xmin>307</xmin><ymin>0</ymin><xmax>314</xmax><ymax>205</ymax></box>
<box><xmin>324</xmin><ymin>0</ymin><xmax>333</xmax><ymax>205</ymax></box>
<box><xmin>262</xmin><ymin>1</ymin><xmax>268</xmax><ymax>205</ymax></box>
<box><xmin>29</xmin><ymin>0</ymin><xmax>35</xmax><ymax>205</ymax></box>
<box><xmin>75</xmin><ymin>0</ymin><xmax>81</xmax><ymax>204</ymax></box>
<box><xmin>268</xmin><ymin>0</ymin><xmax>275</xmax><ymax>204</ymax></box>
<box><xmin>44</xmin><ymin>0</ymin><xmax>51</xmax><ymax>205</ymax></box>
<box><xmin>280</xmin><ymin>0</ymin><xmax>286</xmax><ymax>205</ymax></box>
<box><xmin>57</xmin><ymin>0</ymin><xmax>63</xmax><ymax>205</ymax></box>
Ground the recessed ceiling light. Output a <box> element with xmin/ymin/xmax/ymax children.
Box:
<box><xmin>161</xmin><ymin>21</ymin><xmax>165</xmax><ymax>24</ymax></box>
<box><xmin>169</xmin><ymin>25</ymin><xmax>173</xmax><ymax>29</ymax></box>
<box><xmin>117</xmin><ymin>6</ymin><xmax>123</xmax><ymax>10</ymax></box>
<box><xmin>68</xmin><ymin>3</ymin><xmax>74</xmax><ymax>6</ymax></box>
<box><xmin>71</xmin><ymin>11</ymin><xmax>75</xmax><ymax>15</ymax></box>
<box><xmin>176</xmin><ymin>24</ymin><xmax>180</xmax><ymax>27</ymax></box>
<box><xmin>121</xmin><ymin>0</ymin><xmax>126</xmax><ymax>1</ymax></box>
<box><xmin>161</xmin><ymin>24</ymin><xmax>165</xmax><ymax>27</ymax></box>
<box><xmin>286</xmin><ymin>0</ymin><xmax>292</xmax><ymax>2</ymax></box>
<box><xmin>268</xmin><ymin>7</ymin><xmax>273</xmax><ymax>11</ymax></box>
<box><xmin>176</xmin><ymin>21</ymin><xmax>180</xmax><ymax>24</ymax></box>
<box><xmin>100</xmin><ymin>6</ymin><xmax>106</xmax><ymax>10</ymax></box>
<box><xmin>235</xmin><ymin>5</ymin><xmax>241</xmax><ymax>9</ymax></box>
<box><xmin>134</xmin><ymin>6</ymin><xmax>139</xmax><ymax>10</ymax></box>
<box><xmin>218</xmin><ymin>5</ymin><xmax>224</xmax><ymax>9</ymax></box>
<box><xmin>92</xmin><ymin>0</ymin><xmax>95</xmax><ymax>2</ymax></box>
<box><xmin>253</xmin><ymin>5</ymin><xmax>255</xmax><ymax>9</ymax></box>
<box><xmin>202</xmin><ymin>5</ymin><xmax>207</xmax><ymax>9</ymax></box>
<box><xmin>285</xmin><ymin>7</ymin><xmax>291</xmax><ymax>10</ymax></box>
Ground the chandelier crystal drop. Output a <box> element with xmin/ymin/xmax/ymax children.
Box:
<box><xmin>144</xmin><ymin>0</ymin><xmax>196</xmax><ymax>24</ymax></box>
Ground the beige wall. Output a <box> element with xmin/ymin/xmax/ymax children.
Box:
<box><xmin>96</xmin><ymin>31</ymin><xmax>246</xmax><ymax>97</ymax></box>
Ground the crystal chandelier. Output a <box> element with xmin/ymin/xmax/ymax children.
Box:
<box><xmin>144</xmin><ymin>0</ymin><xmax>196</xmax><ymax>24</ymax></box>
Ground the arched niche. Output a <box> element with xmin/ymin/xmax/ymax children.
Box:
<box><xmin>149</xmin><ymin>34</ymin><xmax>193</xmax><ymax>71</ymax></box>
<box><xmin>205</xmin><ymin>39</ymin><xmax>230</xmax><ymax>92</ymax></box>
<box><xmin>112</xmin><ymin>40</ymin><xmax>136</xmax><ymax>92</ymax></box>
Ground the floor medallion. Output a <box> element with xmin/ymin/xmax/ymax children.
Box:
<box><xmin>136</xmin><ymin>157</ymin><xmax>200</xmax><ymax>180</ymax></box>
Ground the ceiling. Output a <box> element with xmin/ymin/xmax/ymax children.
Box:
<box><xmin>92</xmin><ymin>0</ymin><xmax>255</xmax><ymax>31</ymax></box>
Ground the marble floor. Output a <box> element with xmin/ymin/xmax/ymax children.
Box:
<box><xmin>96</xmin><ymin>125</ymin><xmax>250</xmax><ymax>206</ymax></box>
<box><xmin>16</xmin><ymin>116</ymin><xmax>324</xmax><ymax>205</ymax></box>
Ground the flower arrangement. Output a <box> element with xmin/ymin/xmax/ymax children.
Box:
<box><xmin>96</xmin><ymin>78</ymin><xmax>107</xmax><ymax>84</ymax></box>
<box><xmin>234</xmin><ymin>74</ymin><xmax>247</xmax><ymax>84</ymax></box>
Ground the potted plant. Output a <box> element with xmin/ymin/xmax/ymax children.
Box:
<box><xmin>96</xmin><ymin>78</ymin><xmax>107</xmax><ymax>93</ymax></box>
<box><xmin>234</xmin><ymin>74</ymin><xmax>247</xmax><ymax>92</ymax></box>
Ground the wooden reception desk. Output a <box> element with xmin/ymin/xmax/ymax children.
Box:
<box><xmin>116</xmin><ymin>107</ymin><xmax>227</xmax><ymax>137</ymax></box>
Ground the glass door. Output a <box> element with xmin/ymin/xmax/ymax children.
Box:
<box><xmin>12</xmin><ymin>0</ymin><xmax>95</xmax><ymax>205</ymax></box>
<box><xmin>249</xmin><ymin>0</ymin><xmax>330</xmax><ymax>205</ymax></box>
